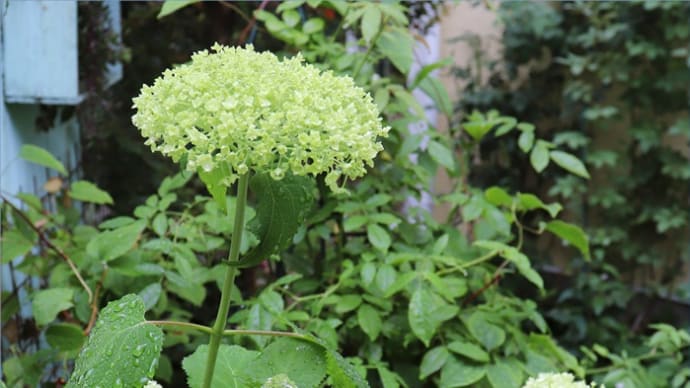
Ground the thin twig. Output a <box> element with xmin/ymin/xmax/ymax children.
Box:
<box><xmin>462</xmin><ymin>259</ymin><xmax>509</xmax><ymax>306</ymax></box>
<box><xmin>1</xmin><ymin>195</ymin><xmax>93</xmax><ymax>303</ymax></box>
<box><xmin>237</xmin><ymin>0</ymin><xmax>270</xmax><ymax>45</ymax></box>
<box><xmin>84</xmin><ymin>266</ymin><xmax>108</xmax><ymax>335</ymax></box>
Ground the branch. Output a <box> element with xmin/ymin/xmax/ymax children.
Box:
<box><xmin>1</xmin><ymin>195</ymin><xmax>93</xmax><ymax>303</ymax></box>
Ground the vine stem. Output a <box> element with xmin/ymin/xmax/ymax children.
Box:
<box><xmin>147</xmin><ymin>320</ymin><xmax>320</xmax><ymax>345</ymax></box>
<box><xmin>201</xmin><ymin>173</ymin><xmax>249</xmax><ymax>388</ymax></box>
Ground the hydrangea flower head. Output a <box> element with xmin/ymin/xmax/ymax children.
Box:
<box><xmin>522</xmin><ymin>372</ymin><xmax>600</xmax><ymax>388</ymax></box>
<box><xmin>132</xmin><ymin>44</ymin><xmax>388</xmax><ymax>192</ymax></box>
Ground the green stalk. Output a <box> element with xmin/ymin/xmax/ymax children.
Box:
<box><xmin>201</xmin><ymin>173</ymin><xmax>250</xmax><ymax>388</ymax></box>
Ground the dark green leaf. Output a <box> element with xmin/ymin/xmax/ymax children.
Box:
<box><xmin>377</xmin><ymin>365</ymin><xmax>399</xmax><ymax>388</ymax></box>
<box><xmin>447</xmin><ymin>341</ymin><xmax>489</xmax><ymax>363</ymax></box>
<box><xmin>550</xmin><ymin>150</ymin><xmax>590</xmax><ymax>179</ymax></box>
<box><xmin>357</xmin><ymin>304</ymin><xmax>382</xmax><ymax>341</ymax></box>
<box><xmin>19</xmin><ymin>144</ymin><xmax>67</xmax><ymax>175</ymax></box>
<box><xmin>32</xmin><ymin>288</ymin><xmax>74</xmax><ymax>326</ymax></box>
<box><xmin>45</xmin><ymin>323</ymin><xmax>85</xmax><ymax>352</ymax></box>
<box><xmin>487</xmin><ymin>360</ymin><xmax>524</xmax><ymax>388</ymax></box>
<box><xmin>240</xmin><ymin>173</ymin><xmax>315</xmax><ymax>267</ymax></box>
<box><xmin>409</xmin><ymin>285</ymin><xmax>458</xmax><ymax>346</ymax></box>
<box><xmin>67</xmin><ymin>295</ymin><xmax>164</xmax><ymax>387</ymax></box>
<box><xmin>138</xmin><ymin>283</ymin><xmax>162</xmax><ymax>311</ymax></box>
<box><xmin>439</xmin><ymin>356</ymin><xmax>486</xmax><ymax>387</ymax></box>
<box><xmin>367</xmin><ymin>224</ymin><xmax>391</xmax><ymax>252</ymax></box>
<box><xmin>335</xmin><ymin>294</ymin><xmax>363</xmax><ymax>314</ymax></box>
<box><xmin>158</xmin><ymin>0</ymin><xmax>199</xmax><ymax>18</ymax></box>
<box><xmin>420</xmin><ymin>346</ymin><xmax>449</xmax><ymax>379</ymax></box>
<box><xmin>544</xmin><ymin>220</ymin><xmax>590</xmax><ymax>260</ymax></box>
<box><xmin>183</xmin><ymin>344</ymin><xmax>259</xmax><ymax>388</ymax></box>
<box><xmin>464</xmin><ymin>313</ymin><xmax>505</xmax><ymax>351</ymax></box>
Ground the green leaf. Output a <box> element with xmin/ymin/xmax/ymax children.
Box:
<box><xmin>550</xmin><ymin>150</ymin><xmax>590</xmax><ymax>179</ymax></box>
<box><xmin>411</xmin><ymin>57</ymin><xmax>453</xmax><ymax>89</ymax></box>
<box><xmin>409</xmin><ymin>285</ymin><xmax>458</xmax><ymax>346</ymax></box>
<box><xmin>484</xmin><ymin>187</ymin><xmax>513</xmax><ymax>207</ymax></box>
<box><xmin>428</xmin><ymin>140</ymin><xmax>456</xmax><ymax>172</ymax></box>
<box><xmin>302</xmin><ymin>18</ymin><xmax>325</xmax><ymax>34</ymax></box>
<box><xmin>335</xmin><ymin>294</ymin><xmax>362</xmax><ymax>314</ymax></box>
<box><xmin>198</xmin><ymin>163</ymin><xmax>231</xmax><ymax>214</ymax></box>
<box><xmin>69</xmin><ymin>180</ymin><xmax>114</xmax><ymax>205</ymax></box>
<box><xmin>325</xmin><ymin>350</ymin><xmax>370</xmax><ymax>388</ymax></box>
<box><xmin>377</xmin><ymin>366</ymin><xmax>399</xmax><ymax>388</ymax></box>
<box><xmin>439</xmin><ymin>356</ymin><xmax>486</xmax><ymax>387</ymax></box>
<box><xmin>19</xmin><ymin>144</ymin><xmax>67</xmax><ymax>175</ymax></box>
<box><xmin>530</xmin><ymin>141</ymin><xmax>550</xmax><ymax>172</ymax></box>
<box><xmin>487</xmin><ymin>360</ymin><xmax>524</xmax><ymax>388</ymax></box>
<box><xmin>390</xmin><ymin>86</ymin><xmax>425</xmax><ymax>118</ymax></box>
<box><xmin>240</xmin><ymin>173</ymin><xmax>315</xmax><ymax>267</ymax></box>
<box><xmin>464</xmin><ymin>313</ymin><xmax>505</xmax><ymax>351</ymax></box>
<box><xmin>138</xmin><ymin>283</ymin><xmax>162</xmax><ymax>311</ymax></box>
<box><xmin>374</xmin><ymin>264</ymin><xmax>397</xmax><ymax>294</ymax></box>
<box><xmin>367</xmin><ymin>223</ymin><xmax>391</xmax><ymax>252</ymax></box>
<box><xmin>463</xmin><ymin>121</ymin><xmax>493</xmax><ymax>141</ymax></box>
<box><xmin>420</xmin><ymin>346</ymin><xmax>449</xmax><ymax>379</ymax></box>
<box><xmin>253</xmin><ymin>338</ymin><xmax>327</xmax><ymax>388</ymax></box>
<box><xmin>87</xmin><ymin>220</ymin><xmax>146</xmax><ymax>262</ymax></box>
<box><xmin>282</xmin><ymin>9</ymin><xmax>301</xmax><ymax>27</ymax></box>
<box><xmin>152</xmin><ymin>213</ymin><xmax>168</xmax><ymax>236</ymax></box>
<box><xmin>183</xmin><ymin>344</ymin><xmax>259</xmax><ymax>388</ymax></box>
<box><xmin>361</xmin><ymin>6</ymin><xmax>381</xmax><ymax>43</ymax></box>
<box><xmin>45</xmin><ymin>323</ymin><xmax>85</xmax><ymax>352</ymax></box>
<box><xmin>32</xmin><ymin>288</ymin><xmax>73</xmax><ymax>326</ymax></box>
<box><xmin>503</xmin><ymin>248</ymin><xmax>544</xmax><ymax>290</ymax></box>
<box><xmin>447</xmin><ymin>341</ymin><xmax>489</xmax><ymax>363</ymax></box>
<box><xmin>544</xmin><ymin>220</ymin><xmax>590</xmax><ymax>260</ymax></box>
<box><xmin>419</xmin><ymin>77</ymin><xmax>453</xmax><ymax>117</ymax></box>
<box><xmin>376</xmin><ymin>28</ymin><xmax>413</xmax><ymax>74</ymax></box>
<box><xmin>1</xmin><ymin>229</ymin><xmax>35</xmax><ymax>264</ymax></box>
<box><xmin>518</xmin><ymin>131</ymin><xmax>535</xmax><ymax>153</ymax></box>
<box><xmin>158</xmin><ymin>0</ymin><xmax>199</xmax><ymax>18</ymax></box>
<box><xmin>67</xmin><ymin>295</ymin><xmax>164</xmax><ymax>387</ymax></box>
<box><xmin>357</xmin><ymin>304</ymin><xmax>382</xmax><ymax>341</ymax></box>
<box><xmin>517</xmin><ymin>193</ymin><xmax>562</xmax><ymax>218</ymax></box>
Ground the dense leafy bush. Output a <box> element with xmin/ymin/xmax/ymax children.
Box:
<box><xmin>2</xmin><ymin>1</ymin><xmax>689</xmax><ymax>388</ymax></box>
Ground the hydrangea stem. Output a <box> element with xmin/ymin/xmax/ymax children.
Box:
<box><xmin>202</xmin><ymin>173</ymin><xmax>249</xmax><ymax>388</ymax></box>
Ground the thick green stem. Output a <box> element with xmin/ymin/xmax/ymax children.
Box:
<box><xmin>201</xmin><ymin>173</ymin><xmax>249</xmax><ymax>388</ymax></box>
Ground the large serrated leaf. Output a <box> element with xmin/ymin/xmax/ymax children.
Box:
<box><xmin>252</xmin><ymin>338</ymin><xmax>327</xmax><ymax>388</ymax></box>
<box><xmin>182</xmin><ymin>344</ymin><xmax>260</xmax><ymax>388</ymax></box>
<box><xmin>67</xmin><ymin>294</ymin><xmax>164</xmax><ymax>388</ymax></box>
<box><xmin>237</xmin><ymin>173</ymin><xmax>314</xmax><ymax>268</ymax></box>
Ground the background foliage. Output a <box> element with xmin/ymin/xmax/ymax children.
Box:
<box><xmin>1</xmin><ymin>1</ymin><xmax>689</xmax><ymax>388</ymax></box>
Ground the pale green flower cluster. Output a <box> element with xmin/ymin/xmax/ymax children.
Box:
<box><xmin>132</xmin><ymin>44</ymin><xmax>388</xmax><ymax>192</ymax></box>
<box><xmin>142</xmin><ymin>380</ymin><xmax>162</xmax><ymax>388</ymax></box>
<box><xmin>522</xmin><ymin>373</ymin><xmax>600</xmax><ymax>388</ymax></box>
